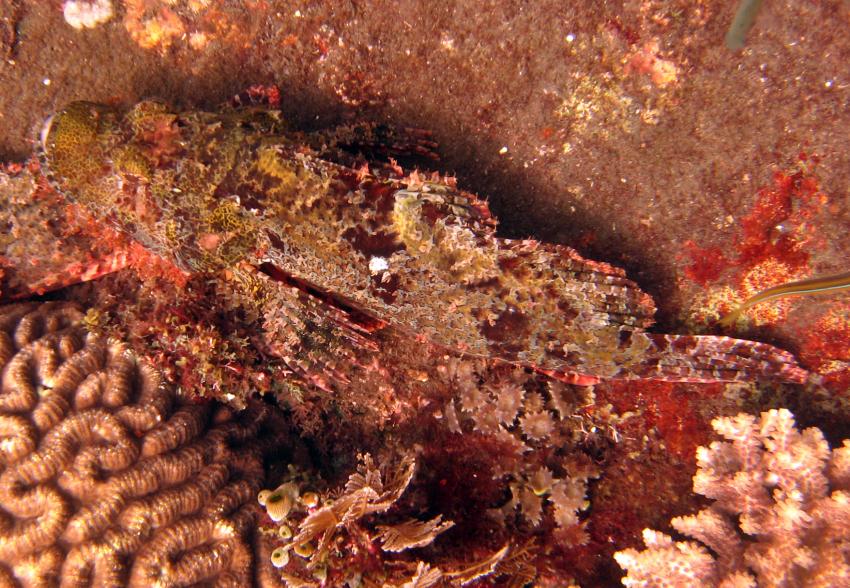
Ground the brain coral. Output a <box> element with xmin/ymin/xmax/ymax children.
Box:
<box><xmin>0</xmin><ymin>301</ymin><xmax>289</xmax><ymax>587</ymax></box>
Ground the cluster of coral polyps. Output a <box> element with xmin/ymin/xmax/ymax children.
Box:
<box><xmin>256</xmin><ymin>453</ymin><xmax>544</xmax><ymax>587</ymax></box>
<box><xmin>615</xmin><ymin>408</ymin><xmax>850</xmax><ymax>587</ymax></box>
<box><xmin>258</xmin><ymin>454</ymin><xmax>450</xmax><ymax>586</ymax></box>
<box><xmin>0</xmin><ymin>301</ymin><xmax>289</xmax><ymax>586</ymax></box>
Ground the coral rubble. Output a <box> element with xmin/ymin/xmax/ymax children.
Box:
<box><xmin>615</xmin><ymin>409</ymin><xmax>850</xmax><ymax>587</ymax></box>
<box><xmin>0</xmin><ymin>301</ymin><xmax>290</xmax><ymax>586</ymax></box>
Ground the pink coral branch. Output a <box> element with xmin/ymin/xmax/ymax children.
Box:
<box><xmin>616</xmin><ymin>409</ymin><xmax>850</xmax><ymax>587</ymax></box>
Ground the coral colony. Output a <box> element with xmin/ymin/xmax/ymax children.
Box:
<box><xmin>0</xmin><ymin>303</ymin><xmax>288</xmax><ymax>586</ymax></box>
<box><xmin>615</xmin><ymin>409</ymin><xmax>850</xmax><ymax>587</ymax></box>
<box><xmin>0</xmin><ymin>98</ymin><xmax>845</xmax><ymax>586</ymax></box>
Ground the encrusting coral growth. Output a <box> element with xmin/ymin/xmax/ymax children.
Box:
<box><xmin>614</xmin><ymin>408</ymin><xmax>850</xmax><ymax>587</ymax></box>
<box><xmin>62</xmin><ymin>0</ymin><xmax>114</xmax><ymax>30</ymax></box>
<box><xmin>443</xmin><ymin>361</ymin><xmax>599</xmax><ymax>541</ymax></box>
<box><xmin>0</xmin><ymin>301</ymin><xmax>291</xmax><ymax>587</ymax></box>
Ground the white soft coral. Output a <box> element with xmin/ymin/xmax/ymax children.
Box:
<box><xmin>63</xmin><ymin>0</ymin><xmax>113</xmax><ymax>30</ymax></box>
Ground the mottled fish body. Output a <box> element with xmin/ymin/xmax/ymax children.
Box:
<box><xmin>39</xmin><ymin>101</ymin><xmax>808</xmax><ymax>386</ymax></box>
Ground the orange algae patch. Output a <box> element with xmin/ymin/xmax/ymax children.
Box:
<box><xmin>681</xmin><ymin>240</ymin><xmax>727</xmax><ymax>286</ymax></box>
<box><xmin>797</xmin><ymin>305</ymin><xmax>850</xmax><ymax>391</ymax></box>
<box><xmin>600</xmin><ymin>380</ymin><xmax>718</xmax><ymax>463</ymax></box>
<box><xmin>124</xmin><ymin>1</ymin><xmax>185</xmax><ymax>51</ymax></box>
<box><xmin>685</xmin><ymin>157</ymin><xmax>834</xmax><ymax>329</ymax></box>
<box><xmin>124</xmin><ymin>0</ymin><xmax>265</xmax><ymax>53</ymax></box>
<box><xmin>623</xmin><ymin>40</ymin><xmax>680</xmax><ymax>88</ymax></box>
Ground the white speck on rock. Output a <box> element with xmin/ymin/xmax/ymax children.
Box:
<box><xmin>369</xmin><ymin>256</ymin><xmax>389</xmax><ymax>274</ymax></box>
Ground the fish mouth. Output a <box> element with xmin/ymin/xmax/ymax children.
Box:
<box><xmin>39</xmin><ymin>113</ymin><xmax>55</xmax><ymax>154</ymax></box>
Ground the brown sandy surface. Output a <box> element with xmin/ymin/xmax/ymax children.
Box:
<box><xmin>2</xmin><ymin>1</ymin><xmax>848</xmax><ymax>334</ymax></box>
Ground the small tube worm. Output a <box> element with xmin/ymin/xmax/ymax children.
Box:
<box><xmin>726</xmin><ymin>0</ymin><xmax>764</xmax><ymax>50</ymax></box>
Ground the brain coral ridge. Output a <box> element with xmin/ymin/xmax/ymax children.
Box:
<box><xmin>0</xmin><ymin>301</ymin><xmax>290</xmax><ymax>587</ymax></box>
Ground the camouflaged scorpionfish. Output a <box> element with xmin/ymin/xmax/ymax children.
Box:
<box><xmin>39</xmin><ymin>100</ymin><xmax>807</xmax><ymax>388</ymax></box>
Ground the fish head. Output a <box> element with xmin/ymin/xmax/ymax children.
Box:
<box><xmin>39</xmin><ymin>101</ymin><xmax>122</xmax><ymax>199</ymax></box>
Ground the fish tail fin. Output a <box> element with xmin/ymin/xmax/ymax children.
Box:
<box><xmin>625</xmin><ymin>334</ymin><xmax>809</xmax><ymax>384</ymax></box>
